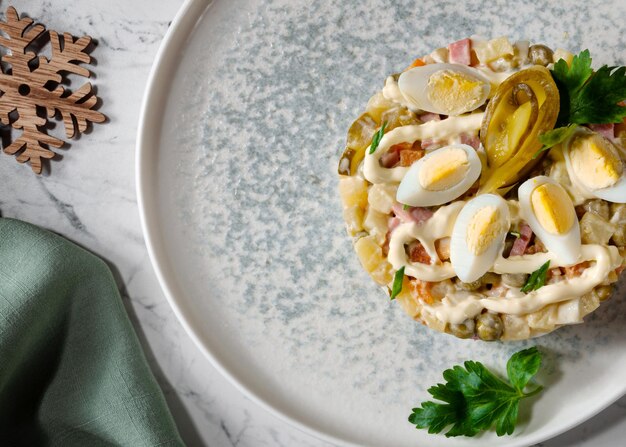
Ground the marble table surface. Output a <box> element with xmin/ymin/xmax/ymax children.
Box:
<box><xmin>2</xmin><ymin>1</ymin><xmax>626</xmax><ymax>446</ymax></box>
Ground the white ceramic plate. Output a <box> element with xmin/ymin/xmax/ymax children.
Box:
<box><xmin>137</xmin><ymin>0</ymin><xmax>626</xmax><ymax>445</ymax></box>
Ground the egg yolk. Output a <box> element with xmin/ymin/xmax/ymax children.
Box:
<box><xmin>466</xmin><ymin>206</ymin><xmax>505</xmax><ymax>256</ymax></box>
<box><xmin>427</xmin><ymin>70</ymin><xmax>485</xmax><ymax>116</ymax></box>
<box><xmin>418</xmin><ymin>148</ymin><xmax>469</xmax><ymax>191</ymax></box>
<box><xmin>570</xmin><ymin>133</ymin><xmax>623</xmax><ymax>190</ymax></box>
<box><xmin>530</xmin><ymin>183</ymin><xmax>575</xmax><ymax>235</ymax></box>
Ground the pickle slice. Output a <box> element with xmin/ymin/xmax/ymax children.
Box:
<box><xmin>479</xmin><ymin>66</ymin><xmax>559</xmax><ymax>193</ymax></box>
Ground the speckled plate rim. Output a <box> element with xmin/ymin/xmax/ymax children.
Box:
<box><xmin>135</xmin><ymin>1</ymin><xmax>626</xmax><ymax>445</ymax></box>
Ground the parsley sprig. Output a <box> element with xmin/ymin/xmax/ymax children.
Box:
<box><xmin>536</xmin><ymin>50</ymin><xmax>626</xmax><ymax>155</ymax></box>
<box><xmin>408</xmin><ymin>347</ymin><xmax>543</xmax><ymax>437</ymax></box>
<box><xmin>520</xmin><ymin>260</ymin><xmax>550</xmax><ymax>293</ymax></box>
<box><xmin>368</xmin><ymin>121</ymin><xmax>388</xmax><ymax>154</ymax></box>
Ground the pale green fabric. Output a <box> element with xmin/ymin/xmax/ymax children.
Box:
<box><xmin>0</xmin><ymin>218</ymin><xmax>184</xmax><ymax>446</ymax></box>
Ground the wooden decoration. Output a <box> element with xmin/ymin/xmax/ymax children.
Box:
<box><xmin>0</xmin><ymin>6</ymin><xmax>105</xmax><ymax>174</ymax></box>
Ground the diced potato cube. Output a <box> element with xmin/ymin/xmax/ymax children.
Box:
<box><xmin>366</xmin><ymin>92</ymin><xmax>395</xmax><ymax>124</ymax></box>
<box><xmin>526</xmin><ymin>304</ymin><xmax>558</xmax><ymax>331</ymax></box>
<box><xmin>426</xmin><ymin>47</ymin><xmax>449</xmax><ymax>64</ymax></box>
<box><xmin>556</xmin><ymin>299</ymin><xmax>582</xmax><ymax>325</ymax></box>
<box><xmin>580</xmin><ymin>292</ymin><xmax>600</xmax><ymax>316</ymax></box>
<box><xmin>502</xmin><ymin>314</ymin><xmax>530</xmax><ymax>341</ymax></box>
<box><xmin>611</xmin><ymin>203</ymin><xmax>626</xmax><ymax>222</ymax></box>
<box><xmin>435</xmin><ymin>237</ymin><xmax>451</xmax><ymax>261</ymax></box>
<box><xmin>513</xmin><ymin>40</ymin><xmax>530</xmax><ymax>65</ymax></box>
<box><xmin>339</xmin><ymin>177</ymin><xmax>368</xmax><ymax>209</ymax></box>
<box><xmin>363</xmin><ymin>207</ymin><xmax>389</xmax><ymax>244</ymax></box>
<box><xmin>395</xmin><ymin>277</ymin><xmax>420</xmax><ymax>318</ymax></box>
<box><xmin>421</xmin><ymin>311</ymin><xmax>447</xmax><ymax>332</ymax></box>
<box><xmin>473</xmin><ymin>37</ymin><xmax>514</xmax><ymax>64</ymax></box>
<box><xmin>368</xmin><ymin>183</ymin><xmax>397</xmax><ymax>214</ymax></box>
<box><xmin>612</xmin><ymin>225</ymin><xmax>626</xmax><ymax>246</ymax></box>
<box><xmin>580</xmin><ymin>211</ymin><xmax>616</xmax><ymax>245</ymax></box>
<box><xmin>354</xmin><ymin>235</ymin><xmax>392</xmax><ymax>285</ymax></box>
<box><xmin>582</xmin><ymin>199</ymin><xmax>609</xmax><ymax>220</ymax></box>
<box><xmin>343</xmin><ymin>206</ymin><xmax>364</xmax><ymax>236</ymax></box>
<box><xmin>610</xmin><ymin>204</ymin><xmax>626</xmax><ymax>245</ymax></box>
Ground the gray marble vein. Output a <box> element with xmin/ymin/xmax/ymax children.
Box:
<box><xmin>1</xmin><ymin>0</ymin><xmax>626</xmax><ymax>446</ymax></box>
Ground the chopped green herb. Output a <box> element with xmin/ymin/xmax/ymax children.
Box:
<box><xmin>403</xmin><ymin>203</ymin><xmax>410</xmax><ymax>210</ymax></box>
<box><xmin>368</xmin><ymin>121</ymin><xmax>388</xmax><ymax>154</ymax></box>
<box><xmin>520</xmin><ymin>260</ymin><xmax>551</xmax><ymax>293</ymax></box>
<box><xmin>534</xmin><ymin>123</ymin><xmax>578</xmax><ymax>158</ymax></box>
<box><xmin>552</xmin><ymin>50</ymin><xmax>626</xmax><ymax>126</ymax></box>
<box><xmin>509</xmin><ymin>230</ymin><xmax>521</xmax><ymax>238</ymax></box>
<box><xmin>408</xmin><ymin>347</ymin><xmax>543</xmax><ymax>437</ymax></box>
<box><xmin>390</xmin><ymin>266</ymin><xmax>405</xmax><ymax>300</ymax></box>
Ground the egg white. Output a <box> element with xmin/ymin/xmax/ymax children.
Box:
<box><xmin>518</xmin><ymin>176</ymin><xmax>581</xmax><ymax>266</ymax></box>
<box><xmin>450</xmin><ymin>194</ymin><xmax>510</xmax><ymax>283</ymax></box>
<box><xmin>396</xmin><ymin>144</ymin><xmax>481</xmax><ymax>207</ymax></box>
<box><xmin>563</xmin><ymin>128</ymin><xmax>626</xmax><ymax>203</ymax></box>
<box><xmin>398</xmin><ymin>63</ymin><xmax>490</xmax><ymax>116</ymax></box>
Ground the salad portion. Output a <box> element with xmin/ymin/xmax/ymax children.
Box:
<box><xmin>338</xmin><ymin>37</ymin><xmax>626</xmax><ymax>341</ymax></box>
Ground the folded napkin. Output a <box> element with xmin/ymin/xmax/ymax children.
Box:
<box><xmin>0</xmin><ymin>218</ymin><xmax>184</xmax><ymax>446</ymax></box>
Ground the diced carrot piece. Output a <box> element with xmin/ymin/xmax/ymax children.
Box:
<box><xmin>563</xmin><ymin>261</ymin><xmax>591</xmax><ymax>278</ymax></box>
<box><xmin>407</xmin><ymin>58</ymin><xmax>426</xmax><ymax>70</ymax></box>
<box><xmin>399</xmin><ymin>149</ymin><xmax>424</xmax><ymax>167</ymax></box>
<box><xmin>409</xmin><ymin>279</ymin><xmax>434</xmax><ymax>305</ymax></box>
<box><xmin>408</xmin><ymin>241</ymin><xmax>431</xmax><ymax>264</ymax></box>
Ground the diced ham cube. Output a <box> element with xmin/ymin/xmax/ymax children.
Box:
<box><xmin>381</xmin><ymin>142</ymin><xmax>416</xmax><ymax>168</ymax></box>
<box><xmin>380</xmin><ymin>151</ymin><xmax>399</xmax><ymax>168</ymax></box>
<box><xmin>410</xmin><ymin>206</ymin><xmax>434</xmax><ymax>223</ymax></box>
<box><xmin>420</xmin><ymin>138</ymin><xmax>444</xmax><ymax>151</ymax></box>
<box><xmin>448</xmin><ymin>38</ymin><xmax>472</xmax><ymax>66</ymax></box>
<box><xmin>391</xmin><ymin>203</ymin><xmax>434</xmax><ymax>224</ymax></box>
<box><xmin>388</xmin><ymin>217</ymin><xmax>401</xmax><ymax>232</ymax></box>
<box><xmin>460</xmin><ymin>133</ymin><xmax>481</xmax><ymax>150</ymax></box>
<box><xmin>419</xmin><ymin>113</ymin><xmax>441</xmax><ymax>122</ymax></box>
<box><xmin>509</xmin><ymin>223</ymin><xmax>533</xmax><ymax>256</ymax></box>
<box><xmin>588</xmin><ymin>123</ymin><xmax>615</xmax><ymax>139</ymax></box>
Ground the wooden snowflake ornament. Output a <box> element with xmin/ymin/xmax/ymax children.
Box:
<box><xmin>0</xmin><ymin>6</ymin><xmax>105</xmax><ymax>174</ymax></box>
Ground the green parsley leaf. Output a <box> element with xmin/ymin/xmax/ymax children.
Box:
<box><xmin>570</xmin><ymin>65</ymin><xmax>626</xmax><ymax>124</ymax></box>
<box><xmin>534</xmin><ymin>124</ymin><xmax>578</xmax><ymax>158</ymax></box>
<box><xmin>520</xmin><ymin>260</ymin><xmax>550</xmax><ymax>293</ymax></box>
<box><xmin>408</xmin><ymin>347</ymin><xmax>543</xmax><ymax>437</ymax></box>
<box><xmin>403</xmin><ymin>203</ymin><xmax>410</xmax><ymax>210</ymax></box>
<box><xmin>552</xmin><ymin>50</ymin><xmax>626</xmax><ymax>125</ymax></box>
<box><xmin>508</xmin><ymin>231</ymin><xmax>521</xmax><ymax>238</ymax></box>
<box><xmin>552</xmin><ymin>50</ymin><xmax>593</xmax><ymax>126</ymax></box>
<box><xmin>553</xmin><ymin>49</ymin><xmax>593</xmax><ymax>94</ymax></box>
<box><xmin>390</xmin><ymin>266</ymin><xmax>405</xmax><ymax>300</ymax></box>
<box><xmin>368</xmin><ymin>121</ymin><xmax>388</xmax><ymax>154</ymax></box>
<box><xmin>507</xmin><ymin>347</ymin><xmax>543</xmax><ymax>392</ymax></box>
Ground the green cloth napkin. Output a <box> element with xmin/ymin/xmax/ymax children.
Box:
<box><xmin>0</xmin><ymin>218</ymin><xmax>184</xmax><ymax>446</ymax></box>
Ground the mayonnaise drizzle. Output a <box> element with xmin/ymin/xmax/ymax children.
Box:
<box><xmin>363</xmin><ymin>113</ymin><xmax>484</xmax><ymax>184</ymax></box>
<box><xmin>387</xmin><ymin>200</ymin><xmax>624</xmax><ymax>324</ymax></box>
<box><xmin>430</xmin><ymin>245</ymin><xmax>621</xmax><ymax>324</ymax></box>
<box><xmin>387</xmin><ymin>202</ymin><xmax>464</xmax><ymax>281</ymax></box>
